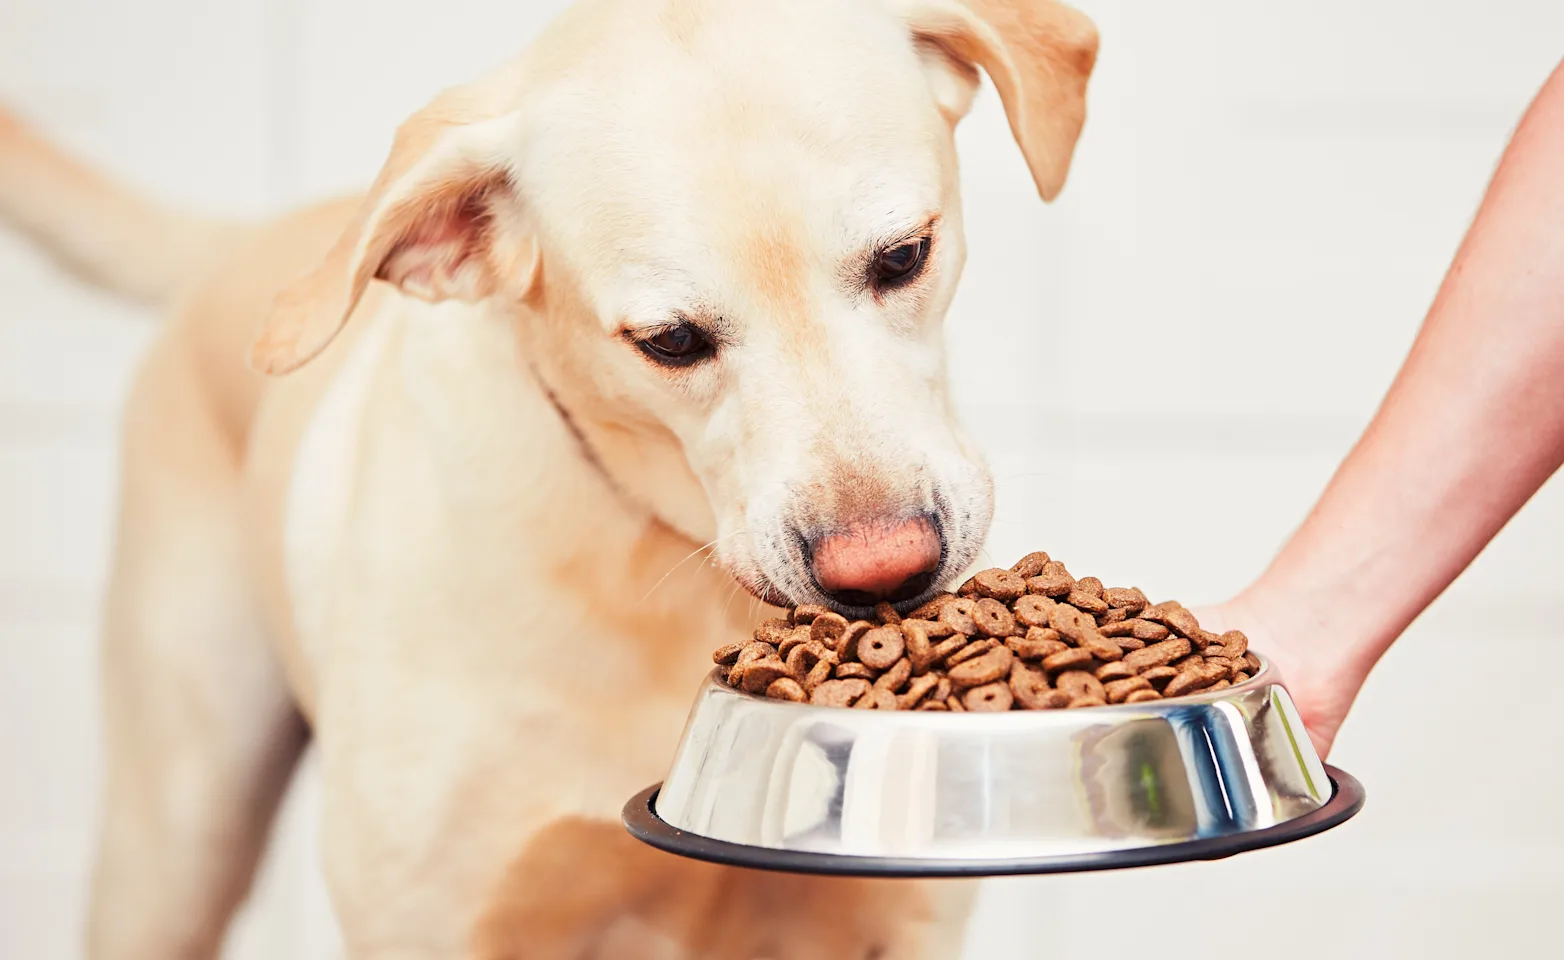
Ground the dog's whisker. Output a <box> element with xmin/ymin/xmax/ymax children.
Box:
<box><xmin>640</xmin><ymin>537</ymin><xmax>722</xmax><ymax>604</ymax></box>
<box><xmin>720</xmin><ymin>578</ymin><xmax>747</xmax><ymax>620</ymax></box>
<box><xmin>696</xmin><ymin>527</ymin><xmax>746</xmax><ymax>579</ymax></box>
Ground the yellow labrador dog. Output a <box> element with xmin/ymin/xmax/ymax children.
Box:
<box><xmin>0</xmin><ymin>0</ymin><xmax>1095</xmax><ymax>956</ymax></box>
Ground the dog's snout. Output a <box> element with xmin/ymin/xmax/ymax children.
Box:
<box><xmin>808</xmin><ymin>515</ymin><xmax>942</xmax><ymax>608</ymax></box>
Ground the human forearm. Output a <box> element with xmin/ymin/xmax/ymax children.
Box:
<box><xmin>1240</xmin><ymin>59</ymin><xmax>1564</xmax><ymax>681</ymax></box>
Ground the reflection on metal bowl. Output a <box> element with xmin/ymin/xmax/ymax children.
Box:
<box><xmin>624</xmin><ymin>656</ymin><xmax>1363</xmax><ymax>876</ymax></box>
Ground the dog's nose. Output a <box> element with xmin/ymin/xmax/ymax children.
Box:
<box><xmin>809</xmin><ymin>515</ymin><xmax>943</xmax><ymax>608</ymax></box>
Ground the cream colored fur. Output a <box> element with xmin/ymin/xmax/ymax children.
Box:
<box><xmin>0</xmin><ymin>0</ymin><xmax>1096</xmax><ymax>957</ymax></box>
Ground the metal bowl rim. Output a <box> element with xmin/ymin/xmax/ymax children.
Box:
<box><xmin>623</xmin><ymin>764</ymin><xmax>1363</xmax><ymax>877</ymax></box>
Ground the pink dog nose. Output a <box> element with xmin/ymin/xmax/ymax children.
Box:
<box><xmin>810</xmin><ymin>516</ymin><xmax>943</xmax><ymax>608</ymax></box>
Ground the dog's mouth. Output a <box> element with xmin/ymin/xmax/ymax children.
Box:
<box><xmin>733</xmin><ymin>562</ymin><xmax>949</xmax><ymax>618</ymax></box>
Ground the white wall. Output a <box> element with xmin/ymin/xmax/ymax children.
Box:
<box><xmin>3</xmin><ymin>1</ymin><xmax>1562</xmax><ymax>957</ymax></box>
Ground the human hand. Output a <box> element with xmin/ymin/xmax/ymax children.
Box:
<box><xmin>1190</xmin><ymin>593</ymin><xmax>1370</xmax><ymax>761</ymax></box>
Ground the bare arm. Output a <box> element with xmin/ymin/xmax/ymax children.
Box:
<box><xmin>1204</xmin><ymin>59</ymin><xmax>1564</xmax><ymax>757</ymax></box>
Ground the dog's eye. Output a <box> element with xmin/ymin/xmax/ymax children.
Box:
<box><xmin>871</xmin><ymin>237</ymin><xmax>929</xmax><ymax>287</ymax></box>
<box><xmin>637</xmin><ymin>323</ymin><xmax>715</xmax><ymax>367</ymax></box>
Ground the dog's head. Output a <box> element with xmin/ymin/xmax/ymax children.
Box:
<box><xmin>251</xmin><ymin>0</ymin><xmax>1096</xmax><ymax>617</ymax></box>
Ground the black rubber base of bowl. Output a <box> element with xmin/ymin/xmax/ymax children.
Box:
<box><xmin>622</xmin><ymin>765</ymin><xmax>1364</xmax><ymax>877</ymax></box>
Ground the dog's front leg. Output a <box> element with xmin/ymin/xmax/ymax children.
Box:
<box><xmin>473</xmin><ymin>817</ymin><xmax>971</xmax><ymax>960</ymax></box>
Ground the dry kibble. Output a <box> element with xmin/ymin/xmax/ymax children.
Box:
<box><xmin>1131</xmin><ymin>619</ymin><xmax>1170</xmax><ymax>642</ymax></box>
<box><xmin>1049</xmin><ymin>604</ymin><xmax>1097</xmax><ymax>645</ymax></box>
<box><xmin>740</xmin><ymin>656</ymin><xmax>790</xmax><ymax>694</ymax></box>
<box><xmin>785</xmin><ymin>640</ymin><xmax>832</xmax><ymax>680</ymax></box>
<box><xmin>1013</xmin><ymin>595</ymin><xmax>1057</xmax><ymax>628</ymax></box>
<box><xmin>809</xmin><ymin>612</ymin><xmax>848</xmax><ymax>646</ymax></box>
<box><xmin>791</xmin><ymin>604</ymin><xmax>830</xmax><ymax>624</ymax></box>
<box><xmin>1009</xmin><ymin>664</ymin><xmax>1056</xmax><ymax>709</ymax></box>
<box><xmin>1098</xmin><ymin>619</ymin><xmax>1137</xmax><ymax>638</ymax></box>
<box><xmin>1010</xmin><ymin>551</ymin><xmax>1051</xmax><ymax>579</ymax></box>
<box><xmin>714</xmin><ymin>550</ymin><xmax>1269</xmax><ymax>710</ymax></box>
<box><xmin>729</xmin><ymin>641</ymin><xmax>777</xmax><ymax>685</ymax></box>
<box><xmin>1220</xmin><ymin>630</ymin><xmax>1250</xmax><ymax>661</ymax></box>
<box><xmin>1138</xmin><ymin>603</ymin><xmax>1183</xmax><ymax>626</ymax></box>
<box><xmin>1056</xmin><ymin>669</ymin><xmax>1106</xmax><ymax>702</ymax></box>
<box><xmin>754</xmin><ymin>618</ymin><xmax>794</xmax><ymax>645</ymax></box>
<box><xmin>858</xmin><ymin>626</ymin><xmax>905</xmax><ymax>670</ymax></box>
<box><xmin>902</xmin><ymin>621</ymin><xmax>937</xmax><ymax>671</ymax></box>
<box><xmin>875</xmin><ymin>657</ymin><xmax>912</xmax><ymax>693</ymax></box>
<box><xmin>1140</xmin><ymin>665</ymin><xmax>1178</xmax><ymax>687</ymax></box>
<box><xmin>1065</xmin><ymin>590</ymin><xmax>1109</xmax><ymax>615</ymax></box>
<box><xmin>926</xmin><ymin>636</ymin><xmax>969</xmax><ymax>670</ymax></box>
<box><xmin>766</xmin><ymin>677</ymin><xmax>806</xmax><ymax>702</ymax></box>
<box><xmin>1104</xmin><ymin>676</ymin><xmax>1152</xmax><ymax>703</ymax></box>
<box><xmin>1095</xmin><ymin>661</ymin><xmax>1138</xmax><ymax>683</ymax></box>
<box><xmin>836</xmin><ymin>662</ymin><xmax>875</xmax><ymax>681</ymax></box>
<box><xmin>1029</xmin><ymin>561</ymin><xmax>1076</xmax><ymax>598</ymax></box>
<box><xmin>964</xmin><ymin>682</ymin><xmax>1015</xmax><ymax>712</ymax></box>
<box><xmin>1163</xmin><ymin>662</ymin><xmax>1229</xmax><ymax>698</ymax></box>
<box><xmin>901</xmin><ymin>618</ymin><xmax>953</xmax><ymax>665</ymax></box>
<box><xmin>1163</xmin><ymin>607</ymin><xmax>1203</xmax><ymax>639</ymax></box>
<box><xmin>1013</xmin><ymin>672</ymin><xmax>1076</xmax><ymax>719</ymax></box>
<box><xmin>838</xmin><ymin>620</ymin><xmax>874</xmax><ymax>661</ymax></box>
<box><xmin>803</xmin><ymin>659</ymin><xmax>834</xmax><ymax>693</ymax></box>
<box><xmin>947</xmin><ymin>645</ymin><xmax>1016</xmax><ymax>688</ymax></box>
<box><xmin>939</xmin><ymin>598</ymin><xmax>980</xmax><ymax>636</ymax></box>
<box><xmin>946</xmin><ymin>637</ymin><xmax>998</xmax><ymax>666</ymax></box>
<box><xmin>1007</xmin><ymin>631</ymin><xmax>1068</xmax><ymax>661</ymax></box>
<box><xmin>1041</xmin><ymin>647</ymin><xmax>1095</xmax><ymax>673</ymax></box>
<box><xmin>974</xmin><ymin>568</ymin><xmax>1028</xmax><ymax>602</ymax></box>
<box><xmin>898</xmin><ymin>673</ymin><xmax>941</xmax><ymax>709</ymax></box>
<box><xmin>907</xmin><ymin>594</ymin><xmax>958</xmax><ymax>620</ymax></box>
<box><xmin>1102</xmin><ymin>587</ymin><xmax>1147</xmax><ymax>614</ymax></box>
<box><xmin>736</xmin><ymin>640</ymin><xmax>776</xmax><ymax>664</ymax></box>
<box><xmin>777</xmin><ymin>627</ymin><xmax>813</xmax><ymax>660</ymax></box>
<box><xmin>971</xmin><ymin>598</ymin><xmax>1019</xmax><ymax>638</ymax></box>
<box><xmin>1122</xmin><ymin>637</ymin><xmax>1192</xmax><ymax>672</ymax></box>
<box><xmin>1083</xmin><ymin>632</ymin><xmax>1124</xmax><ymax>662</ymax></box>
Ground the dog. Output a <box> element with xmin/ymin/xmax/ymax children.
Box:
<box><xmin>0</xmin><ymin>0</ymin><xmax>1095</xmax><ymax>955</ymax></box>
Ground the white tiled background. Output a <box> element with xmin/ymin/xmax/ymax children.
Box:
<box><xmin>3</xmin><ymin>1</ymin><xmax>1562</xmax><ymax>957</ymax></box>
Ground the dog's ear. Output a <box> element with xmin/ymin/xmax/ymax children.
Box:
<box><xmin>890</xmin><ymin>0</ymin><xmax>1098</xmax><ymax>202</ymax></box>
<box><xmin>249</xmin><ymin>86</ymin><xmax>534</xmax><ymax>376</ymax></box>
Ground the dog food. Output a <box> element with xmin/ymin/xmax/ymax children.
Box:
<box><xmin>712</xmin><ymin>551</ymin><xmax>1262</xmax><ymax>711</ymax></box>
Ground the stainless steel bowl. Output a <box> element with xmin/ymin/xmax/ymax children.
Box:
<box><xmin>624</xmin><ymin>655</ymin><xmax>1363</xmax><ymax>875</ymax></box>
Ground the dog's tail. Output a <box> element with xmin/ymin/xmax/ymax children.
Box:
<box><xmin>0</xmin><ymin>104</ymin><xmax>245</xmax><ymax>306</ymax></box>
